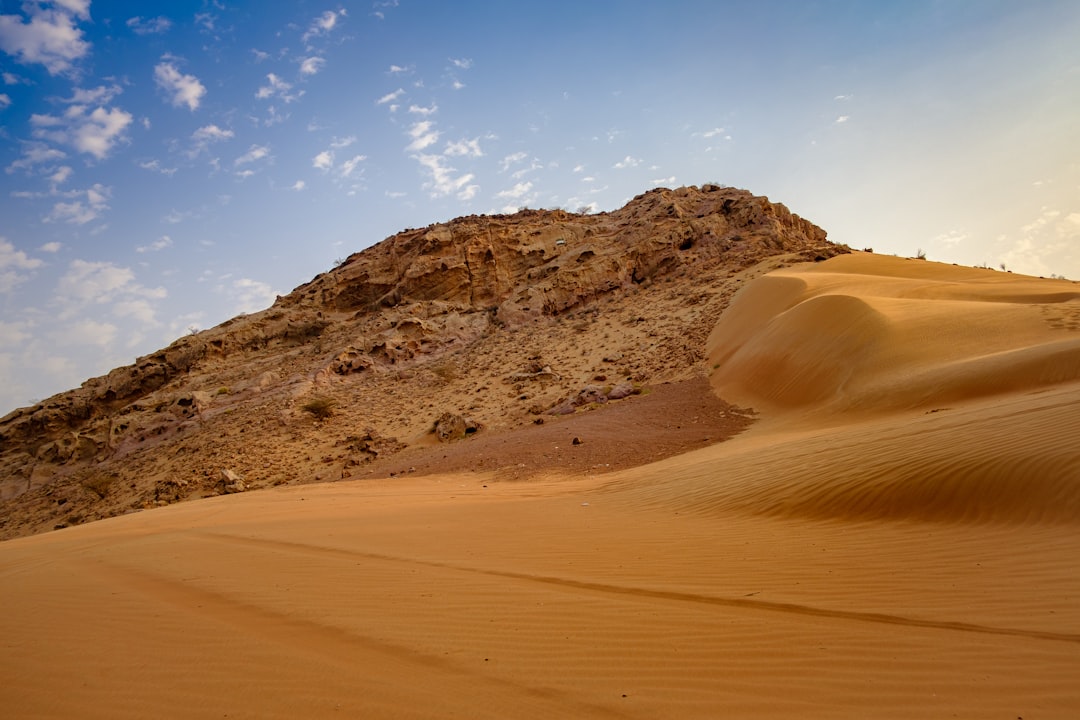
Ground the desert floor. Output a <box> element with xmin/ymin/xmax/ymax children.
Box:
<box><xmin>2</xmin><ymin>253</ymin><xmax>1079</xmax><ymax>719</ymax></box>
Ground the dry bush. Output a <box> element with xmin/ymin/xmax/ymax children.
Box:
<box><xmin>302</xmin><ymin>396</ymin><xmax>337</xmax><ymax>420</ymax></box>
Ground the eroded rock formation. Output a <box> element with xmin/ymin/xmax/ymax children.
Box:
<box><xmin>0</xmin><ymin>185</ymin><xmax>844</xmax><ymax>538</ymax></box>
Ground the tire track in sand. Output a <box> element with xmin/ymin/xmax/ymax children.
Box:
<box><xmin>199</xmin><ymin>530</ymin><xmax>1080</xmax><ymax>646</ymax></box>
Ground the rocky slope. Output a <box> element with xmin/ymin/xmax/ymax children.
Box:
<box><xmin>0</xmin><ymin>185</ymin><xmax>845</xmax><ymax>539</ymax></box>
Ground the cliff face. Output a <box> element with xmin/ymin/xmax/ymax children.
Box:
<box><xmin>0</xmin><ymin>185</ymin><xmax>843</xmax><ymax>538</ymax></box>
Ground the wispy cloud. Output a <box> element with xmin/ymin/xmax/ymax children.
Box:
<box><xmin>6</xmin><ymin>142</ymin><xmax>66</xmax><ymax>174</ymax></box>
<box><xmin>55</xmin><ymin>258</ymin><xmax>166</xmax><ymax>323</ymax></box>
<box><xmin>450</xmin><ymin>57</ymin><xmax>473</xmax><ymax>70</ymax></box>
<box><xmin>0</xmin><ymin>92</ymin><xmax>9</xmax><ymax>110</ymax></box>
<box><xmin>496</xmin><ymin>181</ymin><xmax>532</xmax><ymax>200</ymax></box>
<box><xmin>445</xmin><ymin>138</ymin><xmax>483</xmax><ymax>158</ymax></box>
<box><xmin>339</xmin><ymin>154</ymin><xmax>366</xmax><ymax>178</ymax></box>
<box><xmin>154</xmin><ymin>59</ymin><xmax>206</xmax><ymax>111</ymax></box>
<box><xmin>376</xmin><ymin>88</ymin><xmax>404</xmax><ymax>108</ymax></box>
<box><xmin>414</xmin><ymin>153</ymin><xmax>476</xmax><ymax>200</ymax></box>
<box><xmin>291</xmin><ymin>180</ymin><xmax>306</xmax><ymax>191</ymax></box>
<box><xmin>44</xmin><ymin>182</ymin><xmax>111</xmax><ymax>225</ymax></box>
<box><xmin>225</xmin><ymin>277</ymin><xmax>279</xmax><ymax>314</ymax></box>
<box><xmin>406</xmin><ymin>120</ymin><xmax>440</xmax><ymax>151</ymax></box>
<box><xmin>312</xmin><ymin>150</ymin><xmax>333</xmax><ymax>170</ymax></box>
<box><xmin>0</xmin><ymin>237</ymin><xmax>44</xmax><ymax>293</ymax></box>
<box><xmin>0</xmin><ymin>2</ymin><xmax>91</xmax><ymax>75</ymax></box>
<box><xmin>30</xmin><ymin>105</ymin><xmax>133</xmax><ymax>160</ymax></box>
<box><xmin>136</xmin><ymin>235</ymin><xmax>172</xmax><ymax>253</ymax></box>
<box><xmin>234</xmin><ymin>144</ymin><xmax>271</xmax><ymax>166</ymax></box>
<box><xmin>613</xmin><ymin>155</ymin><xmax>641</xmax><ymax>169</ymax></box>
<box><xmin>126</xmin><ymin>16</ymin><xmax>172</xmax><ymax>35</ymax></box>
<box><xmin>137</xmin><ymin>159</ymin><xmax>177</xmax><ymax>176</ymax></box>
<box><xmin>299</xmin><ymin>56</ymin><xmax>325</xmax><ymax>76</ymax></box>
<box><xmin>255</xmin><ymin>73</ymin><xmax>302</xmax><ymax>103</ymax></box>
<box><xmin>302</xmin><ymin>9</ymin><xmax>347</xmax><ymax>43</ymax></box>
<box><xmin>373</xmin><ymin>0</ymin><xmax>399</xmax><ymax>21</ymax></box>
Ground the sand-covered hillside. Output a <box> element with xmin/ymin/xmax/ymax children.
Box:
<box><xmin>2</xmin><ymin>251</ymin><xmax>1078</xmax><ymax>718</ymax></box>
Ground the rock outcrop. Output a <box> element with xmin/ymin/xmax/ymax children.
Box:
<box><xmin>0</xmin><ymin>185</ymin><xmax>845</xmax><ymax>538</ymax></box>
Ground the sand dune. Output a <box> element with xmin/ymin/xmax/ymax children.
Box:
<box><xmin>3</xmin><ymin>253</ymin><xmax>1079</xmax><ymax>718</ymax></box>
<box><xmin>707</xmin><ymin>252</ymin><xmax>1080</xmax><ymax>414</ymax></box>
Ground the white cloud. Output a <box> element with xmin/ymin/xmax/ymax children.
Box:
<box><xmin>408</xmin><ymin>103</ymin><xmax>437</xmax><ymax>116</ymax></box>
<box><xmin>228</xmin><ymin>278</ymin><xmax>279</xmax><ymax>314</ymax></box>
<box><xmin>126</xmin><ymin>16</ymin><xmax>172</xmax><ymax>35</ymax></box>
<box><xmin>59</xmin><ymin>318</ymin><xmax>118</xmax><ymax>347</ymax></box>
<box><xmin>192</xmin><ymin>124</ymin><xmax>233</xmax><ymax>143</ymax></box>
<box><xmin>137</xmin><ymin>159</ymin><xmax>177</xmax><ymax>175</ymax></box>
<box><xmin>54</xmin><ymin>259</ymin><xmax>166</xmax><ymax>327</ymax></box>
<box><xmin>835</xmin><ymin>115</ymin><xmax>850</xmax><ymax>124</ymax></box>
<box><xmin>613</xmin><ymin>155</ymin><xmax>641</xmax><ymax>169</ymax></box>
<box><xmin>406</xmin><ymin>120</ymin><xmax>440</xmax><ymax>151</ymax></box>
<box><xmin>312</xmin><ymin>150</ymin><xmax>333</xmax><ymax>170</ymax></box>
<box><xmin>450</xmin><ymin>57</ymin><xmax>473</xmax><ymax>70</ymax></box>
<box><xmin>339</xmin><ymin>154</ymin><xmax>366</xmax><ymax>178</ymax></box>
<box><xmin>496</xmin><ymin>181</ymin><xmax>532</xmax><ymax>200</ymax></box>
<box><xmin>0</xmin><ymin>92</ymin><xmax>10</xmax><ymax>109</ymax></box>
<box><xmin>303</xmin><ymin>9</ymin><xmax>346</xmax><ymax>43</ymax></box>
<box><xmin>500</xmin><ymin>152</ymin><xmax>527</xmax><ymax>172</ymax></box>
<box><xmin>299</xmin><ymin>56</ymin><xmax>325</xmax><ymax>75</ymax></box>
<box><xmin>388</xmin><ymin>64</ymin><xmax>409</xmax><ymax>74</ymax></box>
<box><xmin>6</xmin><ymin>142</ymin><xmax>66</xmax><ymax>174</ymax></box>
<box><xmin>0</xmin><ymin>3</ymin><xmax>90</xmax><ymax>75</ymax></box>
<box><xmin>40</xmin><ymin>241</ymin><xmax>62</xmax><ymax>253</ymax></box>
<box><xmin>997</xmin><ymin>207</ymin><xmax>1080</xmax><ymax>277</ymax></box>
<box><xmin>56</xmin><ymin>259</ymin><xmax>132</xmax><ymax>305</ymax></box>
<box><xmin>44</xmin><ymin>182</ymin><xmax>110</xmax><ymax>225</ymax></box>
<box><xmin>330</xmin><ymin>135</ymin><xmax>356</xmax><ymax>148</ymax></box>
<box><xmin>195</xmin><ymin>12</ymin><xmax>215</xmax><ymax>32</ymax></box>
<box><xmin>414</xmin><ymin>153</ymin><xmax>476</xmax><ymax>200</ymax></box>
<box><xmin>445</xmin><ymin>138</ymin><xmax>483</xmax><ymax>158</ymax></box>
<box><xmin>834</xmin><ymin>93</ymin><xmax>853</xmax><ymax>101</ymax></box>
<box><xmin>189</xmin><ymin>123</ymin><xmax>233</xmax><ymax>158</ymax></box>
<box><xmin>64</xmin><ymin>83</ymin><xmax>123</xmax><ymax>105</ymax></box>
<box><xmin>376</xmin><ymin>88</ymin><xmax>404</xmax><ymax>106</ymax></box>
<box><xmin>30</xmin><ymin>105</ymin><xmax>133</xmax><ymax>160</ymax></box>
<box><xmin>154</xmin><ymin>60</ymin><xmax>206</xmax><ymax>111</ymax></box>
<box><xmin>112</xmin><ymin>299</ymin><xmax>158</xmax><ymax>325</ymax></box>
<box><xmin>136</xmin><ymin>235</ymin><xmax>172</xmax><ymax>253</ymax></box>
<box><xmin>291</xmin><ymin>180</ymin><xmax>306</xmax><ymax>191</ymax></box>
<box><xmin>234</xmin><ymin>144</ymin><xmax>270</xmax><ymax>166</ymax></box>
<box><xmin>256</xmin><ymin>72</ymin><xmax>302</xmax><ymax>103</ymax></box>
<box><xmin>51</xmin><ymin>0</ymin><xmax>90</xmax><ymax>20</ymax></box>
<box><xmin>0</xmin><ymin>319</ymin><xmax>31</xmax><ymax>345</ymax></box>
<box><xmin>49</xmin><ymin>165</ymin><xmax>72</xmax><ymax>184</ymax></box>
<box><xmin>0</xmin><ymin>238</ymin><xmax>44</xmax><ymax>281</ymax></box>
<box><xmin>235</xmin><ymin>169</ymin><xmax>255</xmax><ymax>179</ymax></box>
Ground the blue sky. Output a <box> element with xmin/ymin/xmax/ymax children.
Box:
<box><xmin>1</xmin><ymin>0</ymin><xmax>1079</xmax><ymax>414</ymax></box>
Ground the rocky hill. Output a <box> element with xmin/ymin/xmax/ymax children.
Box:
<box><xmin>0</xmin><ymin>185</ymin><xmax>845</xmax><ymax>539</ymax></box>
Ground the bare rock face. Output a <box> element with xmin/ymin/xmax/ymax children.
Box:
<box><xmin>0</xmin><ymin>184</ymin><xmax>845</xmax><ymax>538</ymax></box>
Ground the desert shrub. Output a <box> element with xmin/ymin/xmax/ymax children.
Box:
<box><xmin>302</xmin><ymin>396</ymin><xmax>337</xmax><ymax>420</ymax></box>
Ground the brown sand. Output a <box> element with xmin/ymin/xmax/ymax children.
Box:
<box><xmin>3</xmin><ymin>253</ymin><xmax>1079</xmax><ymax>718</ymax></box>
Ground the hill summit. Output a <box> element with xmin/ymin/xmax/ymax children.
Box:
<box><xmin>0</xmin><ymin>185</ymin><xmax>844</xmax><ymax>538</ymax></box>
